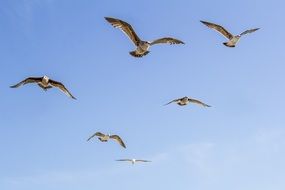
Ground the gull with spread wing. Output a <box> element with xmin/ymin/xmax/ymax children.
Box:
<box><xmin>164</xmin><ymin>96</ymin><xmax>211</xmax><ymax>107</ymax></box>
<box><xmin>200</xmin><ymin>20</ymin><xmax>259</xmax><ymax>47</ymax></box>
<box><xmin>105</xmin><ymin>17</ymin><xmax>185</xmax><ymax>57</ymax></box>
<box><xmin>116</xmin><ymin>159</ymin><xmax>151</xmax><ymax>165</ymax></box>
<box><xmin>10</xmin><ymin>75</ymin><xmax>76</xmax><ymax>99</ymax></box>
<box><xmin>87</xmin><ymin>132</ymin><xmax>126</xmax><ymax>148</ymax></box>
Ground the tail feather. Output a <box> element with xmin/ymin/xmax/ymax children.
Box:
<box><xmin>129</xmin><ymin>51</ymin><xmax>150</xmax><ymax>58</ymax></box>
<box><xmin>223</xmin><ymin>42</ymin><xmax>235</xmax><ymax>48</ymax></box>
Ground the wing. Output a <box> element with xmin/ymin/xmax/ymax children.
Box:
<box><xmin>95</xmin><ymin>132</ymin><xmax>105</xmax><ymax>137</ymax></box>
<box><xmin>87</xmin><ymin>133</ymin><xmax>97</xmax><ymax>141</ymax></box>
<box><xmin>110</xmin><ymin>135</ymin><xmax>126</xmax><ymax>148</ymax></box>
<box><xmin>150</xmin><ymin>37</ymin><xmax>185</xmax><ymax>46</ymax></box>
<box><xmin>188</xmin><ymin>98</ymin><xmax>211</xmax><ymax>107</ymax></box>
<box><xmin>136</xmin><ymin>160</ymin><xmax>151</xmax><ymax>162</ymax></box>
<box><xmin>239</xmin><ymin>28</ymin><xmax>260</xmax><ymax>36</ymax></box>
<box><xmin>200</xmin><ymin>20</ymin><xmax>233</xmax><ymax>40</ymax></box>
<box><xmin>105</xmin><ymin>17</ymin><xmax>141</xmax><ymax>46</ymax></box>
<box><xmin>10</xmin><ymin>77</ymin><xmax>42</xmax><ymax>88</ymax></box>
<box><xmin>116</xmin><ymin>159</ymin><xmax>132</xmax><ymax>162</ymax></box>
<box><xmin>164</xmin><ymin>98</ymin><xmax>180</xmax><ymax>106</ymax></box>
<box><xmin>49</xmin><ymin>79</ymin><xmax>76</xmax><ymax>99</ymax></box>
<box><xmin>87</xmin><ymin>132</ymin><xmax>103</xmax><ymax>141</ymax></box>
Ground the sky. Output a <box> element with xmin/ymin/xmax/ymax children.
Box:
<box><xmin>0</xmin><ymin>0</ymin><xmax>285</xmax><ymax>189</ymax></box>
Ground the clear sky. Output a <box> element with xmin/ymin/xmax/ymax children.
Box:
<box><xmin>0</xmin><ymin>0</ymin><xmax>285</xmax><ymax>190</ymax></box>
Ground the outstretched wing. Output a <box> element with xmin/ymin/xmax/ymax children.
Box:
<box><xmin>150</xmin><ymin>37</ymin><xmax>185</xmax><ymax>46</ymax></box>
<box><xmin>110</xmin><ymin>135</ymin><xmax>126</xmax><ymax>148</ymax></box>
<box><xmin>164</xmin><ymin>98</ymin><xmax>180</xmax><ymax>106</ymax></box>
<box><xmin>116</xmin><ymin>159</ymin><xmax>132</xmax><ymax>162</ymax></box>
<box><xmin>200</xmin><ymin>20</ymin><xmax>233</xmax><ymax>40</ymax></box>
<box><xmin>105</xmin><ymin>17</ymin><xmax>141</xmax><ymax>46</ymax></box>
<box><xmin>239</xmin><ymin>28</ymin><xmax>260</xmax><ymax>36</ymax></box>
<box><xmin>87</xmin><ymin>132</ymin><xmax>104</xmax><ymax>141</ymax></box>
<box><xmin>188</xmin><ymin>98</ymin><xmax>211</xmax><ymax>107</ymax></box>
<box><xmin>10</xmin><ymin>77</ymin><xmax>42</xmax><ymax>88</ymax></box>
<box><xmin>49</xmin><ymin>79</ymin><xmax>76</xmax><ymax>99</ymax></box>
<box><xmin>136</xmin><ymin>160</ymin><xmax>151</xmax><ymax>162</ymax></box>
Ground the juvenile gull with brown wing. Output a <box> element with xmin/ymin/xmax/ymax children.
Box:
<box><xmin>200</xmin><ymin>20</ymin><xmax>259</xmax><ymax>47</ymax></box>
<box><xmin>164</xmin><ymin>96</ymin><xmax>211</xmax><ymax>107</ymax></box>
<box><xmin>10</xmin><ymin>75</ymin><xmax>76</xmax><ymax>99</ymax></box>
<box><xmin>105</xmin><ymin>17</ymin><xmax>185</xmax><ymax>57</ymax></box>
<box><xmin>87</xmin><ymin>132</ymin><xmax>126</xmax><ymax>148</ymax></box>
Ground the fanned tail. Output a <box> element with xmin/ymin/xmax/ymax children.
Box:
<box><xmin>223</xmin><ymin>42</ymin><xmax>235</xmax><ymax>48</ymax></box>
<box><xmin>129</xmin><ymin>51</ymin><xmax>150</xmax><ymax>58</ymax></box>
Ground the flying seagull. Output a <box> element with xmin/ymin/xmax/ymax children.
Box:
<box><xmin>87</xmin><ymin>132</ymin><xmax>126</xmax><ymax>148</ymax></box>
<box><xmin>200</xmin><ymin>20</ymin><xmax>259</xmax><ymax>47</ymax></box>
<box><xmin>164</xmin><ymin>96</ymin><xmax>211</xmax><ymax>107</ymax></box>
<box><xmin>116</xmin><ymin>159</ymin><xmax>151</xmax><ymax>165</ymax></box>
<box><xmin>105</xmin><ymin>17</ymin><xmax>185</xmax><ymax>57</ymax></box>
<box><xmin>10</xmin><ymin>76</ymin><xmax>76</xmax><ymax>99</ymax></box>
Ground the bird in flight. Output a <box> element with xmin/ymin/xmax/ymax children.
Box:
<box><xmin>105</xmin><ymin>17</ymin><xmax>185</xmax><ymax>57</ymax></box>
<box><xmin>116</xmin><ymin>159</ymin><xmax>151</xmax><ymax>165</ymax></box>
<box><xmin>87</xmin><ymin>132</ymin><xmax>126</xmax><ymax>148</ymax></box>
<box><xmin>200</xmin><ymin>20</ymin><xmax>259</xmax><ymax>47</ymax></box>
<box><xmin>164</xmin><ymin>96</ymin><xmax>211</xmax><ymax>107</ymax></box>
<box><xmin>10</xmin><ymin>75</ymin><xmax>76</xmax><ymax>99</ymax></box>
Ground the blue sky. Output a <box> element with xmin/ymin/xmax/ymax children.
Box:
<box><xmin>0</xmin><ymin>0</ymin><xmax>285</xmax><ymax>189</ymax></box>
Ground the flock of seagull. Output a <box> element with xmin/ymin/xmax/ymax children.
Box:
<box><xmin>10</xmin><ymin>16</ymin><xmax>259</xmax><ymax>165</ymax></box>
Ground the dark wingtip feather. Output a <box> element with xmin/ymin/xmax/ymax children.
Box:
<box><xmin>104</xmin><ymin>17</ymin><xmax>116</xmax><ymax>23</ymax></box>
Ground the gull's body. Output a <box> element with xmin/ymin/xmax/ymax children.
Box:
<box><xmin>116</xmin><ymin>159</ymin><xmax>151</xmax><ymax>165</ymax></box>
<box><xmin>200</xmin><ymin>20</ymin><xmax>259</xmax><ymax>47</ymax></box>
<box><xmin>87</xmin><ymin>132</ymin><xmax>126</xmax><ymax>148</ymax></box>
<box><xmin>164</xmin><ymin>96</ymin><xmax>211</xmax><ymax>107</ymax></box>
<box><xmin>105</xmin><ymin>17</ymin><xmax>184</xmax><ymax>57</ymax></box>
<box><xmin>10</xmin><ymin>75</ymin><xmax>76</xmax><ymax>99</ymax></box>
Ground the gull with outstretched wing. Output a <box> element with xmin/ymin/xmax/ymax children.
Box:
<box><xmin>10</xmin><ymin>75</ymin><xmax>76</xmax><ymax>99</ymax></box>
<box><xmin>200</xmin><ymin>20</ymin><xmax>259</xmax><ymax>47</ymax></box>
<box><xmin>87</xmin><ymin>132</ymin><xmax>126</xmax><ymax>148</ymax></box>
<box><xmin>116</xmin><ymin>159</ymin><xmax>151</xmax><ymax>165</ymax></box>
<box><xmin>105</xmin><ymin>17</ymin><xmax>184</xmax><ymax>57</ymax></box>
<box><xmin>164</xmin><ymin>96</ymin><xmax>211</xmax><ymax>107</ymax></box>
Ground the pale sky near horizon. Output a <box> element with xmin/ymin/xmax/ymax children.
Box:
<box><xmin>0</xmin><ymin>0</ymin><xmax>285</xmax><ymax>190</ymax></box>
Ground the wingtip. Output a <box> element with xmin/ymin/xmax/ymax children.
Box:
<box><xmin>104</xmin><ymin>17</ymin><xmax>115</xmax><ymax>22</ymax></box>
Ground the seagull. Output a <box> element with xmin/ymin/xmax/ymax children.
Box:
<box><xmin>105</xmin><ymin>17</ymin><xmax>185</xmax><ymax>57</ymax></box>
<box><xmin>10</xmin><ymin>76</ymin><xmax>76</xmax><ymax>99</ymax></box>
<box><xmin>164</xmin><ymin>96</ymin><xmax>211</xmax><ymax>107</ymax></box>
<box><xmin>87</xmin><ymin>132</ymin><xmax>126</xmax><ymax>148</ymax></box>
<box><xmin>200</xmin><ymin>20</ymin><xmax>259</xmax><ymax>47</ymax></box>
<box><xmin>116</xmin><ymin>159</ymin><xmax>151</xmax><ymax>165</ymax></box>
